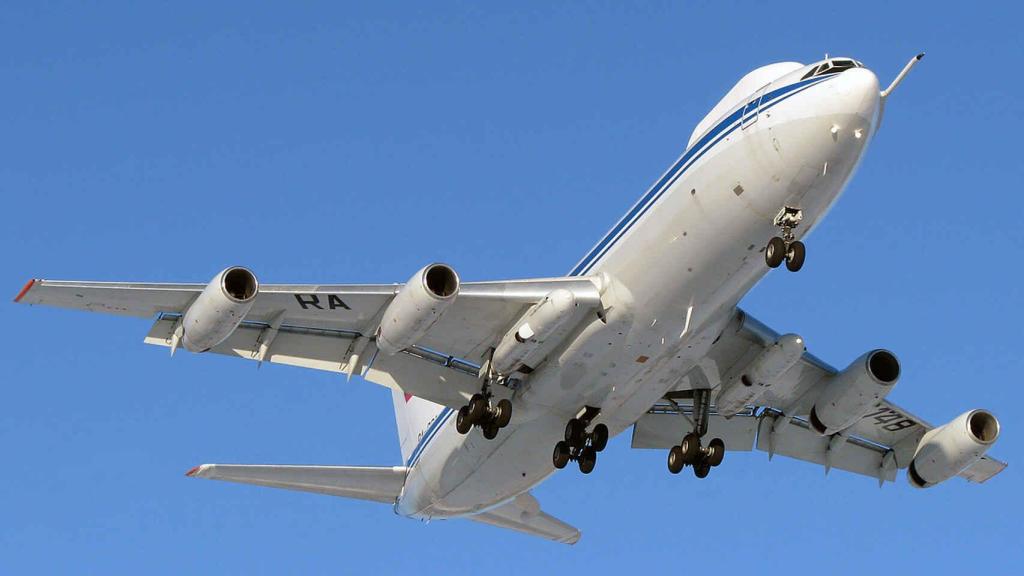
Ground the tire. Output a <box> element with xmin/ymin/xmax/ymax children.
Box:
<box><xmin>590</xmin><ymin>423</ymin><xmax>609</xmax><ymax>452</ymax></box>
<box><xmin>668</xmin><ymin>445</ymin><xmax>685</xmax><ymax>474</ymax></box>
<box><xmin>552</xmin><ymin>441</ymin><xmax>571</xmax><ymax>469</ymax></box>
<box><xmin>785</xmin><ymin>240</ymin><xmax>806</xmax><ymax>272</ymax></box>
<box><xmin>494</xmin><ymin>399</ymin><xmax>513</xmax><ymax>428</ymax></box>
<box><xmin>578</xmin><ymin>448</ymin><xmax>597</xmax><ymax>474</ymax></box>
<box><xmin>456</xmin><ymin>406</ymin><xmax>472</xmax><ymax>435</ymax></box>
<box><xmin>467</xmin><ymin>394</ymin><xmax>488</xmax><ymax>423</ymax></box>
<box><xmin>765</xmin><ymin>237</ymin><xmax>786</xmax><ymax>268</ymax></box>
<box><xmin>482</xmin><ymin>422</ymin><xmax>499</xmax><ymax>440</ymax></box>
<box><xmin>680</xmin><ymin>433</ymin><xmax>700</xmax><ymax>463</ymax></box>
<box><xmin>564</xmin><ymin>419</ymin><xmax>585</xmax><ymax>446</ymax></box>
<box><xmin>693</xmin><ymin>461</ymin><xmax>711</xmax><ymax>479</ymax></box>
<box><xmin>707</xmin><ymin>438</ymin><xmax>725</xmax><ymax>467</ymax></box>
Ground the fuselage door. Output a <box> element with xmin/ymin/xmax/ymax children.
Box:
<box><xmin>741</xmin><ymin>83</ymin><xmax>770</xmax><ymax>129</ymax></box>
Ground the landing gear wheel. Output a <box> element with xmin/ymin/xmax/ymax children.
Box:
<box><xmin>693</xmin><ymin>460</ymin><xmax>711</xmax><ymax>479</ymax></box>
<box><xmin>467</xmin><ymin>394</ymin><xmax>488</xmax><ymax>423</ymax></box>
<box><xmin>565</xmin><ymin>418</ymin><xmax>586</xmax><ymax>446</ymax></box>
<box><xmin>706</xmin><ymin>438</ymin><xmax>725</xmax><ymax>467</ymax></box>
<box><xmin>494</xmin><ymin>399</ymin><xmax>513</xmax><ymax>428</ymax></box>
<box><xmin>482</xmin><ymin>422</ymin><xmax>499</xmax><ymax>440</ymax></box>
<box><xmin>456</xmin><ymin>406</ymin><xmax>472</xmax><ymax>435</ymax></box>
<box><xmin>785</xmin><ymin>240</ymin><xmax>806</xmax><ymax>272</ymax></box>
<box><xmin>552</xmin><ymin>441</ymin><xmax>571</xmax><ymax>469</ymax></box>
<box><xmin>578</xmin><ymin>448</ymin><xmax>597</xmax><ymax>474</ymax></box>
<box><xmin>680</xmin><ymin>433</ymin><xmax>701</xmax><ymax>463</ymax></box>
<box><xmin>590</xmin><ymin>423</ymin><xmax>609</xmax><ymax>452</ymax></box>
<box><xmin>668</xmin><ymin>445</ymin><xmax>685</xmax><ymax>474</ymax></box>
<box><xmin>766</xmin><ymin>236</ymin><xmax>786</xmax><ymax>268</ymax></box>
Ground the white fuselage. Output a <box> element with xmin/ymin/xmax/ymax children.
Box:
<box><xmin>396</xmin><ymin>63</ymin><xmax>882</xmax><ymax>519</ymax></box>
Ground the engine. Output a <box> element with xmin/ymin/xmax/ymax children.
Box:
<box><xmin>182</xmin><ymin>266</ymin><xmax>259</xmax><ymax>352</ymax></box>
<box><xmin>908</xmin><ymin>409</ymin><xmax>1000</xmax><ymax>488</ymax></box>
<box><xmin>716</xmin><ymin>333</ymin><xmax>805</xmax><ymax>416</ymax></box>
<box><xmin>376</xmin><ymin>263</ymin><xmax>460</xmax><ymax>355</ymax></box>
<box><xmin>491</xmin><ymin>288</ymin><xmax>576</xmax><ymax>375</ymax></box>
<box><xmin>809</xmin><ymin>349</ymin><xmax>900</xmax><ymax>435</ymax></box>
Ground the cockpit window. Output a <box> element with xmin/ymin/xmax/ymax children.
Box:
<box><xmin>801</xmin><ymin>58</ymin><xmax>863</xmax><ymax>80</ymax></box>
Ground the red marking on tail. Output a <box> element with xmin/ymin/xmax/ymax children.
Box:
<box><xmin>13</xmin><ymin>279</ymin><xmax>36</xmax><ymax>303</ymax></box>
<box><xmin>404</xmin><ymin>393</ymin><xmax>413</xmax><ymax>402</ymax></box>
<box><xmin>185</xmin><ymin>466</ymin><xmax>201</xmax><ymax>477</ymax></box>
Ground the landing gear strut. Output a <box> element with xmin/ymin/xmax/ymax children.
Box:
<box><xmin>553</xmin><ymin>408</ymin><xmax>609</xmax><ymax>474</ymax></box>
<box><xmin>766</xmin><ymin>206</ymin><xmax>806</xmax><ymax>272</ymax></box>
<box><xmin>666</xmin><ymin>389</ymin><xmax>726</xmax><ymax>478</ymax></box>
<box><xmin>455</xmin><ymin>387</ymin><xmax>513</xmax><ymax>440</ymax></box>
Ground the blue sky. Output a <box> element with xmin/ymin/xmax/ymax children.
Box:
<box><xmin>3</xmin><ymin>1</ymin><xmax>1021</xmax><ymax>573</ymax></box>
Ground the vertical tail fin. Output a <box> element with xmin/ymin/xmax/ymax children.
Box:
<box><xmin>390</xmin><ymin>388</ymin><xmax>448</xmax><ymax>463</ymax></box>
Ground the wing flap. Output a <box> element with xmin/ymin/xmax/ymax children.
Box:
<box><xmin>755</xmin><ymin>414</ymin><xmax>898</xmax><ymax>482</ymax></box>
<box><xmin>145</xmin><ymin>315</ymin><xmax>482</xmax><ymax>409</ymax></box>
<box><xmin>145</xmin><ymin>315</ymin><xmax>359</xmax><ymax>373</ymax></box>
<box><xmin>468</xmin><ymin>493</ymin><xmax>580</xmax><ymax>545</ymax></box>
<box><xmin>631</xmin><ymin>412</ymin><xmax>757</xmax><ymax>451</ymax></box>
<box><xmin>186</xmin><ymin>464</ymin><xmax>407</xmax><ymax>504</ymax></box>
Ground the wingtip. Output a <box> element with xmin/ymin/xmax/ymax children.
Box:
<box><xmin>185</xmin><ymin>465</ymin><xmax>206</xmax><ymax>477</ymax></box>
<box><xmin>916</xmin><ymin>52</ymin><xmax>925</xmax><ymax>61</ymax></box>
<box><xmin>13</xmin><ymin>279</ymin><xmax>36</xmax><ymax>303</ymax></box>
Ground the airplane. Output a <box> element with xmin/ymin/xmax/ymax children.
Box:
<box><xmin>14</xmin><ymin>54</ymin><xmax>1005</xmax><ymax>544</ymax></box>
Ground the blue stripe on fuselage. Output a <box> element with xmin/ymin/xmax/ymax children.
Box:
<box><xmin>405</xmin><ymin>407</ymin><xmax>453</xmax><ymax>468</ymax></box>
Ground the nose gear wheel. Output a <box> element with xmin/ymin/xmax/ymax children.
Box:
<box><xmin>766</xmin><ymin>206</ymin><xmax>806</xmax><ymax>272</ymax></box>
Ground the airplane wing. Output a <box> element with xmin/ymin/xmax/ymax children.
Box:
<box><xmin>14</xmin><ymin>273</ymin><xmax>604</xmax><ymax>410</ymax></box>
<box><xmin>632</xmin><ymin>309</ymin><xmax>1006</xmax><ymax>485</ymax></box>
<box><xmin>468</xmin><ymin>492</ymin><xmax>580</xmax><ymax>544</ymax></box>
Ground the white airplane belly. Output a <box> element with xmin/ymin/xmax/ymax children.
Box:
<box><xmin>401</xmin><ymin>72</ymin><xmax>882</xmax><ymax>518</ymax></box>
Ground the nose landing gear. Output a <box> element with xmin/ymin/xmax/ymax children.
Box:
<box><xmin>765</xmin><ymin>206</ymin><xmax>806</xmax><ymax>272</ymax></box>
<box><xmin>553</xmin><ymin>410</ymin><xmax>609</xmax><ymax>474</ymax></box>
<box><xmin>666</xmin><ymin>389</ymin><xmax>726</xmax><ymax>478</ymax></box>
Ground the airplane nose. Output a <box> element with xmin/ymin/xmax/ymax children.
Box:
<box><xmin>834</xmin><ymin>67</ymin><xmax>881</xmax><ymax>125</ymax></box>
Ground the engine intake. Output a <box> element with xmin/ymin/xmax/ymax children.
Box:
<box><xmin>376</xmin><ymin>263</ymin><xmax>460</xmax><ymax>355</ymax></box>
<box><xmin>182</xmin><ymin>266</ymin><xmax>259</xmax><ymax>352</ymax></box>
<box><xmin>809</xmin><ymin>349</ymin><xmax>900</xmax><ymax>435</ymax></box>
<box><xmin>908</xmin><ymin>409</ymin><xmax>1000</xmax><ymax>488</ymax></box>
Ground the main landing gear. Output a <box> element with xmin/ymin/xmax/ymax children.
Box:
<box><xmin>552</xmin><ymin>408</ymin><xmax>609</xmax><ymax>474</ymax></box>
<box><xmin>765</xmin><ymin>206</ymin><xmax>806</xmax><ymax>272</ymax></box>
<box><xmin>667</xmin><ymin>389</ymin><xmax>726</xmax><ymax>478</ymax></box>
<box><xmin>455</xmin><ymin>390</ymin><xmax>512</xmax><ymax>440</ymax></box>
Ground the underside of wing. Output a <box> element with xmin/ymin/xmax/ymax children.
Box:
<box><xmin>16</xmin><ymin>265</ymin><xmax>606</xmax><ymax>411</ymax></box>
<box><xmin>640</xmin><ymin>308</ymin><xmax>1006</xmax><ymax>487</ymax></box>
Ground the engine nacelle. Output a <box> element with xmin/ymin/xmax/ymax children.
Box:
<box><xmin>908</xmin><ymin>409</ymin><xmax>1000</xmax><ymax>488</ymax></box>
<box><xmin>491</xmin><ymin>288</ymin><xmax>576</xmax><ymax>375</ymax></box>
<box><xmin>376</xmin><ymin>263</ymin><xmax>460</xmax><ymax>355</ymax></box>
<box><xmin>809</xmin><ymin>349</ymin><xmax>900</xmax><ymax>435</ymax></box>
<box><xmin>182</xmin><ymin>266</ymin><xmax>259</xmax><ymax>352</ymax></box>
<box><xmin>716</xmin><ymin>333</ymin><xmax>805</xmax><ymax>416</ymax></box>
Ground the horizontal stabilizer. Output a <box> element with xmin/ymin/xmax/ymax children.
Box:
<box><xmin>469</xmin><ymin>493</ymin><xmax>580</xmax><ymax>545</ymax></box>
<box><xmin>186</xmin><ymin>464</ymin><xmax>407</xmax><ymax>504</ymax></box>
